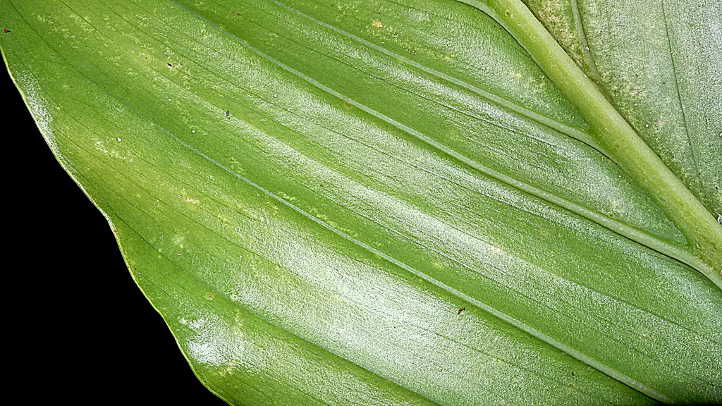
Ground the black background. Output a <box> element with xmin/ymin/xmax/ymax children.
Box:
<box><xmin>3</xmin><ymin>62</ymin><xmax>227</xmax><ymax>403</ymax></box>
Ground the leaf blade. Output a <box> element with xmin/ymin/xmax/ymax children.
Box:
<box><xmin>2</xmin><ymin>0</ymin><xmax>721</xmax><ymax>404</ymax></box>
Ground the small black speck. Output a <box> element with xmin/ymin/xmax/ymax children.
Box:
<box><xmin>167</xmin><ymin>63</ymin><xmax>174</xmax><ymax>68</ymax></box>
<box><xmin>224</xmin><ymin>110</ymin><xmax>230</xmax><ymax>118</ymax></box>
<box><xmin>457</xmin><ymin>307</ymin><xmax>465</xmax><ymax>315</ymax></box>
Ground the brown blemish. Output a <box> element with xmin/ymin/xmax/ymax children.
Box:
<box><xmin>2</xmin><ymin>28</ymin><xmax>11</xmax><ymax>33</ymax></box>
<box><xmin>457</xmin><ymin>307</ymin><xmax>465</xmax><ymax>315</ymax></box>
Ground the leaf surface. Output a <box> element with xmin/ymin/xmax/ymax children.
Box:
<box><xmin>1</xmin><ymin>0</ymin><xmax>721</xmax><ymax>404</ymax></box>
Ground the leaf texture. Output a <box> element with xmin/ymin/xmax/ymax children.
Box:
<box><xmin>1</xmin><ymin>0</ymin><xmax>721</xmax><ymax>404</ymax></box>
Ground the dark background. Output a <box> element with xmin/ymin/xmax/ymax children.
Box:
<box><xmin>2</xmin><ymin>63</ymin><xmax>227</xmax><ymax>404</ymax></box>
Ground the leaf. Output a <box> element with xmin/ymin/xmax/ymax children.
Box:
<box><xmin>2</xmin><ymin>0</ymin><xmax>720</xmax><ymax>404</ymax></box>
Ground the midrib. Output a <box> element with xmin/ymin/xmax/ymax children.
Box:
<box><xmin>456</xmin><ymin>0</ymin><xmax>722</xmax><ymax>290</ymax></box>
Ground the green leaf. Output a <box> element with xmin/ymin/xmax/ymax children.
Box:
<box><xmin>2</xmin><ymin>0</ymin><xmax>720</xmax><ymax>404</ymax></box>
